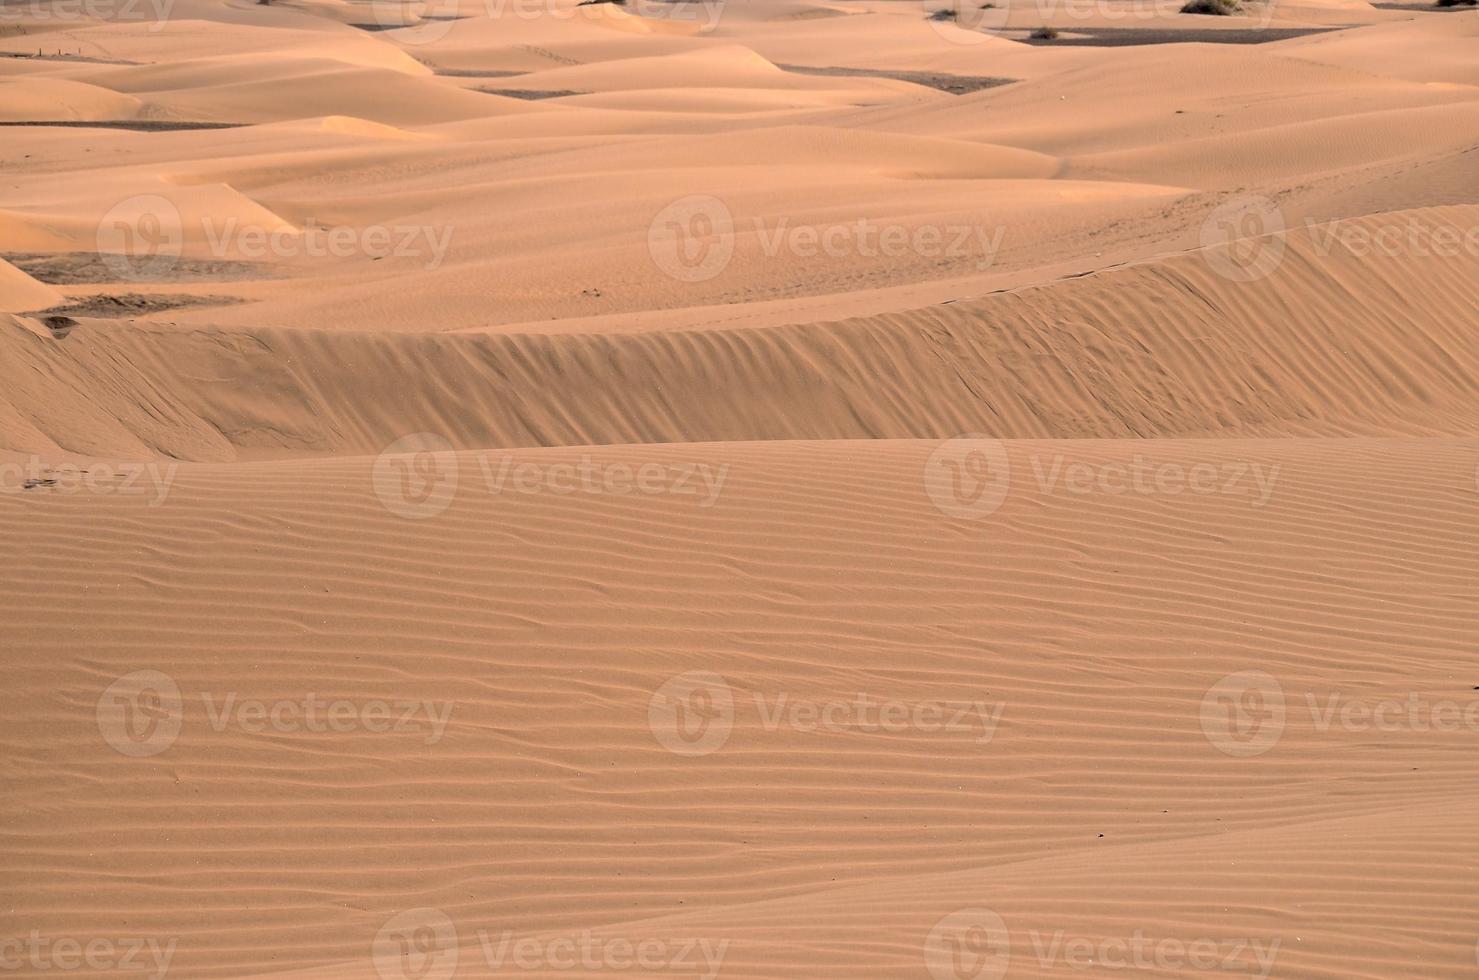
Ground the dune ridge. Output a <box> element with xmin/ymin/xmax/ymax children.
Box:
<box><xmin>6</xmin><ymin>204</ymin><xmax>1479</xmax><ymax>459</ymax></box>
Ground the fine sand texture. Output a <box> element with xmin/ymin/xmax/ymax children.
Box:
<box><xmin>2</xmin><ymin>0</ymin><xmax>1477</xmax><ymax>976</ymax></box>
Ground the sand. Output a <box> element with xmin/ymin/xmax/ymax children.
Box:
<box><xmin>1</xmin><ymin>0</ymin><xmax>1477</xmax><ymax>975</ymax></box>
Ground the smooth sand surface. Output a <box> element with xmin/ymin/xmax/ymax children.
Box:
<box><xmin>2</xmin><ymin>0</ymin><xmax>1477</xmax><ymax>975</ymax></box>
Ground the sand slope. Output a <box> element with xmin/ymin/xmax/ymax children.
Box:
<box><xmin>4</xmin><ymin>438</ymin><xmax>1478</xmax><ymax>978</ymax></box>
<box><xmin>1</xmin><ymin>0</ymin><xmax>1476</xmax><ymax>975</ymax></box>
<box><xmin>5</xmin><ymin>205</ymin><xmax>1478</xmax><ymax>459</ymax></box>
<box><xmin>0</xmin><ymin>259</ymin><xmax>63</xmax><ymax>314</ymax></box>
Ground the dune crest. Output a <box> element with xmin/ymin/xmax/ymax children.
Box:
<box><xmin>6</xmin><ymin>205</ymin><xmax>1478</xmax><ymax>459</ymax></box>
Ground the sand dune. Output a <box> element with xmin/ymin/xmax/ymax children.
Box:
<box><xmin>2</xmin><ymin>0</ymin><xmax>1476</xmax><ymax>975</ymax></box>
<box><xmin>1276</xmin><ymin>11</ymin><xmax>1479</xmax><ymax>85</ymax></box>
<box><xmin>0</xmin><ymin>259</ymin><xmax>63</xmax><ymax>313</ymax></box>
<box><xmin>0</xmin><ymin>75</ymin><xmax>144</xmax><ymax>120</ymax></box>
<box><xmin>0</xmin><ymin>17</ymin><xmax>431</xmax><ymax>73</ymax></box>
<box><xmin>5</xmin><ymin>438</ymin><xmax>1479</xmax><ymax>977</ymax></box>
<box><xmin>6</xmin><ymin>204</ymin><xmax>1478</xmax><ymax>459</ymax></box>
<box><xmin>109</xmin><ymin>62</ymin><xmax>540</xmax><ymax>124</ymax></box>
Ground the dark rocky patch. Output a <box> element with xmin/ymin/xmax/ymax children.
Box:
<box><xmin>779</xmin><ymin>64</ymin><xmax>1016</xmax><ymax>95</ymax></box>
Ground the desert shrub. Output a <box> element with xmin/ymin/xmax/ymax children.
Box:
<box><xmin>1180</xmin><ymin>0</ymin><xmax>1242</xmax><ymax>13</ymax></box>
